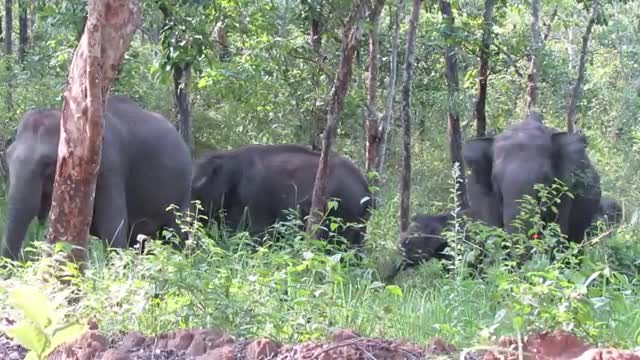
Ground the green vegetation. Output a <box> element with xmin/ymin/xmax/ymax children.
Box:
<box><xmin>1</xmin><ymin>0</ymin><xmax>640</xmax><ymax>352</ymax></box>
<box><xmin>2</xmin><ymin>195</ymin><xmax>640</xmax><ymax>349</ymax></box>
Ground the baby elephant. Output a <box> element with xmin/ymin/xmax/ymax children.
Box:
<box><xmin>597</xmin><ymin>197</ymin><xmax>623</xmax><ymax>227</ymax></box>
<box><xmin>587</xmin><ymin>196</ymin><xmax>623</xmax><ymax>237</ymax></box>
<box><xmin>398</xmin><ymin>213</ymin><xmax>454</xmax><ymax>270</ymax></box>
<box><xmin>386</xmin><ymin>208</ymin><xmax>478</xmax><ymax>281</ymax></box>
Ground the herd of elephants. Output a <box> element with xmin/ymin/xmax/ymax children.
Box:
<box><xmin>0</xmin><ymin>95</ymin><xmax>625</xmax><ymax>277</ymax></box>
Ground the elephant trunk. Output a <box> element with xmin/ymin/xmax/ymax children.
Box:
<box><xmin>499</xmin><ymin>174</ymin><xmax>549</xmax><ymax>236</ymax></box>
<box><xmin>2</xmin><ymin>174</ymin><xmax>43</xmax><ymax>260</ymax></box>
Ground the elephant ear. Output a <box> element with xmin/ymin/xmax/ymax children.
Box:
<box><xmin>551</xmin><ymin>132</ymin><xmax>588</xmax><ymax>179</ymax></box>
<box><xmin>463</xmin><ymin>137</ymin><xmax>494</xmax><ymax>192</ymax></box>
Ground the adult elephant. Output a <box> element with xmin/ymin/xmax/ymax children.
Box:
<box><xmin>462</xmin><ymin>112</ymin><xmax>602</xmax><ymax>243</ymax></box>
<box><xmin>191</xmin><ymin>144</ymin><xmax>372</xmax><ymax>248</ymax></box>
<box><xmin>1</xmin><ymin>95</ymin><xmax>192</xmax><ymax>260</ymax></box>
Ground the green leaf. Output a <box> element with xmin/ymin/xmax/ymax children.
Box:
<box><xmin>385</xmin><ymin>285</ymin><xmax>403</xmax><ymax>298</ymax></box>
<box><xmin>6</xmin><ymin>323</ymin><xmax>49</xmax><ymax>356</ymax></box>
<box><xmin>9</xmin><ymin>287</ymin><xmax>53</xmax><ymax>329</ymax></box>
<box><xmin>46</xmin><ymin>322</ymin><xmax>87</xmax><ymax>356</ymax></box>
<box><xmin>24</xmin><ymin>352</ymin><xmax>40</xmax><ymax>360</ymax></box>
<box><xmin>512</xmin><ymin>316</ymin><xmax>524</xmax><ymax>330</ymax></box>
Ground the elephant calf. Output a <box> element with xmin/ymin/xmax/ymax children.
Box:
<box><xmin>388</xmin><ymin>209</ymin><xmax>479</xmax><ymax>280</ymax></box>
<box><xmin>587</xmin><ymin>196</ymin><xmax>623</xmax><ymax>237</ymax></box>
<box><xmin>597</xmin><ymin>197</ymin><xmax>623</xmax><ymax>227</ymax></box>
<box><xmin>191</xmin><ymin>144</ymin><xmax>372</xmax><ymax>248</ymax></box>
<box><xmin>1</xmin><ymin>95</ymin><xmax>192</xmax><ymax>260</ymax></box>
<box><xmin>395</xmin><ymin>213</ymin><xmax>454</xmax><ymax>274</ymax></box>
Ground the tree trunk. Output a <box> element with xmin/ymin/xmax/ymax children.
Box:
<box><xmin>438</xmin><ymin>0</ymin><xmax>468</xmax><ymax>209</ymax></box>
<box><xmin>5</xmin><ymin>0</ymin><xmax>12</xmax><ymax>54</ymax></box>
<box><xmin>364</xmin><ymin>0</ymin><xmax>384</xmax><ymax>182</ymax></box>
<box><xmin>76</xmin><ymin>14</ymin><xmax>88</xmax><ymax>42</ymax></box>
<box><xmin>46</xmin><ymin>0</ymin><xmax>140</xmax><ymax>267</ymax></box>
<box><xmin>17</xmin><ymin>0</ymin><xmax>27</xmax><ymax>62</ymax></box>
<box><xmin>398</xmin><ymin>0</ymin><xmax>421</xmax><ymax>233</ymax></box>
<box><xmin>306</xmin><ymin>0</ymin><xmax>366</xmax><ymax>236</ymax></box>
<box><xmin>309</xmin><ymin>12</ymin><xmax>324</xmax><ymax>151</ymax></box>
<box><xmin>474</xmin><ymin>0</ymin><xmax>493</xmax><ymax>137</ymax></box>
<box><xmin>5</xmin><ymin>0</ymin><xmax>13</xmax><ymax>117</ymax></box>
<box><xmin>158</xmin><ymin>4</ymin><xmax>193</xmax><ymax>153</ymax></box>
<box><xmin>375</xmin><ymin>0</ymin><xmax>404</xmax><ymax>176</ymax></box>
<box><xmin>567</xmin><ymin>1</ymin><xmax>598</xmax><ymax>133</ymax></box>
<box><xmin>523</xmin><ymin>0</ymin><xmax>541</xmax><ymax>114</ymax></box>
<box><xmin>173</xmin><ymin>63</ymin><xmax>192</xmax><ymax>151</ymax></box>
<box><xmin>212</xmin><ymin>21</ymin><xmax>229</xmax><ymax>61</ymax></box>
<box><xmin>310</xmin><ymin>17</ymin><xmax>321</xmax><ymax>50</ymax></box>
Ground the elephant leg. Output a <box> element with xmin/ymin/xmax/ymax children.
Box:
<box><xmin>93</xmin><ymin>178</ymin><xmax>129</xmax><ymax>249</ymax></box>
<box><xmin>568</xmin><ymin>196</ymin><xmax>600</xmax><ymax>243</ymax></box>
<box><xmin>553</xmin><ymin>196</ymin><xmax>573</xmax><ymax>243</ymax></box>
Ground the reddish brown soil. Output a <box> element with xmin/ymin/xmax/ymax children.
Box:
<box><xmin>1</xmin><ymin>323</ymin><xmax>639</xmax><ymax>360</ymax></box>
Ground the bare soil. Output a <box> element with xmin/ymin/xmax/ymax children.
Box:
<box><xmin>1</xmin><ymin>322</ymin><xmax>640</xmax><ymax>360</ymax></box>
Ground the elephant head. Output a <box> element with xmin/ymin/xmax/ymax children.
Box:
<box><xmin>399</xmin><ymin>213</ymin><xmax>454</xmax><ymax>267</ymax></box>
<box><xmin>462</xmin><ymin>112</ymin><xmax>601</xmax><ymax>241</ymax></box>
<box><xmin>191</xmin><ymin>152</ymin><xmax>239</xmax><ymax>224</ymax></box>
<box><xmin>2</xmin><ymin>110</ymin><xmax>60</xmax><ymax>259</ymax></box>
<box><xmin>598</xmin><ymin>197</ymin><xmax>622</xmax><ymax>225</ymax></box>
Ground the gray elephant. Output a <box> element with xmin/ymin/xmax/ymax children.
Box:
<box><xmin>588</xmin><ymin>196</ymin><xmax>623</xmax><ymax>237</ymax></box>
<box><xmin>1</xmin><ymin>95</ymin><xmax>192</xmax><ymax>260</ymax></box>
<box><xmin>191</xmin><ymin>144</ymin><xmax>372</xmax><ymax>248</ymax></box>
<box><xmin>398</xmin><ymin>213</ymin><xmax>455</xmax><ymax>268</ymax></box>
<box><xmin>462</xmin><ymin>112</ymin><xmax>602</xmax><ymax>243</ymax></box>
<box><xmin>597</xmin><ymin>197</ymin><xmax>623</xmax><ymax>226</ymax></box>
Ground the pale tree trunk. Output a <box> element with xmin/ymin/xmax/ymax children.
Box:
<box><xmin>398</xmin><ymin>0</ymin><xmax>421</xmax><ymax>233</ymax></box>
<box><xmin>46</xmin><ymin>0</ymin><xmax>140</xmax><ymax>267</ymax></box>
<box><xmin>523</xmin><ymin>0</ymin><xmax>541</xmax><ymax>114</ymax></box>
<box><xmin>173</xmin><ymin>63</ymin><xmax>192</xmax><ymax>151</ymax></box>
<box><xmin>306</xmin><ymin>0</ymin><xmax>366</xmax><ymax>236</ymax></box>
<box><xmin>18</xmin><ymin>0</ymin><xmax>27</xmax><ymax>62</ymax></box>
<box><xmin>474</xmin><ymin>0</ymin><xmax>493</xmax><ymax>137</ymax></box>
<box><xmin>364</xmin><ymin>0</ymin><xmax>384</xmax><ymax>182</ymax></box>
<box><xmin>375</xmin><ymin>0</ymin><xmax>403</xmax><ymax>176</ymax></box>
<box><xmin>438</xmin><ymin>0</ymin><xmax>468</xmax><ymax>208</ymax></box>
<box><xmin>567</xmin><ymin>1</ymin><xmax>598</xmax><ymax>133</ymax></box>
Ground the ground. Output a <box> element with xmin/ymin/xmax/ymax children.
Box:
<box><xmin>2</xmin><ymin>318</ymin><xmax>640</xmax><ymax>360</ymax></box>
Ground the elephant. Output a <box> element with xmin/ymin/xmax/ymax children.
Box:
<box><xmin>1</xmin><ymin>95</ymin><xmax>192</xmax><ymax>260</ymax></box>
<box><xmin>462</xmin><ymin>112</ymin><xmax>602</xmax><ymax>243</ymax></box>
<box><xmin>389</xmin><ymin>208</ymin><xmax>478</xmax><ymax>279</ymax></box>
<box><xmin>191</xmin><ymin>144</ymin><xmax>372</xmax><ymax>248</ymax></box>
<box><xmin>597</xmin><ymin>197</ymin><xmax>623</xmax><ymax>226</ymax></box>
<box><xmin>587</xmin><ymin>196</ymin><xmax>623</xmax><ymax>237</ymax></box>
<box><xmin>397</xmin><ymin>213</ymin><xmax>455</xmax><ymax>268</ymax></box>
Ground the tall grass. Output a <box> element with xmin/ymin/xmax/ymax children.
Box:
<box><xmin>1</xmin><ymin>191</ymin><xmax>640</xmax><ymax>349</ymax></box>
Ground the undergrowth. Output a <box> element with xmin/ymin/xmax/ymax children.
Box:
<box><xmin>1</xmin><ymin>177</ymin><xmax>640</xmax><ymax>351</ymax></box>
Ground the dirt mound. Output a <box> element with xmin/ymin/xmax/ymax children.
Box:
<box><xmin>481</xmin><ymin>330</ymin><xmax>640</xmax><ymax>360</ymax></box>
<box><xmin>2</xmin><ymin>324</ymin><xmax>640</xmax><ymax>360</ymax></box>
<box><xmin>3</xmin><ymin>326</ymin><xmax>429</xmax><ymax>360</ymax></box>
